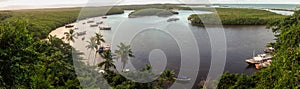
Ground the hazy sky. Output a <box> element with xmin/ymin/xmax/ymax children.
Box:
<box><xmin>0</xmin><ymin>0</ymin><xmax>299</xmax><ymax>8</ymax></box>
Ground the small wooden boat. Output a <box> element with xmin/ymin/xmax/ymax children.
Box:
<box><xmin>167</xmin><ymin>18</ymin><xmax>179</xmax><ymax>22</ymax></box>
<box><xmin>176</xmin><ymin>75</ymin><xmax>191</xmax><ymax>82</ymax></box>
<box><xmin>99</xmin><ymin>26</ymin><xmax>111</xmax><ymax>30</ymax></box>
<box><xmin>102</xmin><ymin>16</ymin><xmax>107</xmax><ymax>19</ymax></box>
<box><xmin>90</xmin><ymin>24</ymin><xmax>98</xmax><ymax>27</ymax></box>
<box><xmin>96</xmin><ymin>21</ymin><xmax>103</xmax><ymax>25</ymax></box>
<box><xmin>65</xmin><ymin>25</ymin><xmax>74</xmax><ymax>28</ymax></box>
<box><xmin>77</xmin><ymin>31</ymin><xmax>86</xmax><ymax>36</ymax></box>
<box><xmin>87</xmin><ymin>20</ymin><xmax>94</xmax><ymax>23</ymax></box>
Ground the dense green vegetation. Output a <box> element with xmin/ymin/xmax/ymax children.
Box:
<box><xmin>217</xmin><ymin>10</ymin><xmax>300</xmax><ymax>89</ymax></box>
<box><xmin>188</xmin><ymin>8</ymin><xmax>285</xmax><ymax>26</ymax></box>
<box><xmin>128</xmin><ymin>8</ymin><xmax>178</xmax><ymax>18</ymax></box>
<box><xmin>0</xmin><ymin>7</ymin><xmax>124</xmax><ymax>39</ymax></box>
<box><xmin>0</xmin><ymin>20</ymin><xmax>81</xmax><ymax>88</ymax></box>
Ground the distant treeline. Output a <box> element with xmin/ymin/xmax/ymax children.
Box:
<box><xmin>188</xmin><ymin>8</ymin><xmax>285</xmax><ymax>26</ymax></box>
<box><xmin>0</xmin><ymin>7</ymin><xmax>124</xmax><ymax>39</ymax></box>
<box><xmin>0</xmin><ymin>11</ymin><xmax>12</xmax><ymax>21</ymax></box>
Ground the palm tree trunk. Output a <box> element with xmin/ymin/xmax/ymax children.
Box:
<box><xmin>88</xmin><ymin>49</ymin><xmax>92</xmax><ymax>65</ymax></box>
<box><xmin>94</xmin><ymin>52</ymin><xmax>97</xmax><ymax>66</ymax></box>
<box><xmin>122</xmin><ymin>62</ymin><xmax>126</xmax><ymax>72</ymax></box>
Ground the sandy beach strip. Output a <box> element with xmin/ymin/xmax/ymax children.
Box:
<box><xmin>49</xmin><ymin>19</ymin><xmax>106</xmax><ymax>66</ymax></box>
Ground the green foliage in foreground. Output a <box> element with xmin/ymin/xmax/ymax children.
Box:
<box><xmin>0</xmin><ymin>20</ymin><xmax>81</xmax><ymax>88</ymax></box>
<box><xmin>0</xmin><ymin>19</ymin><xmax>118</xmax><ymax>89</ymax></box>
<box><xmin>188</xmin><ymin>8</ymin><xmax>285</xmax><ymax>26</ymax></box>
<box><xmin>217</xmin><ymin>10</ymin><xmax>300</xmax><ymax>89</ymax></box>
<box><xmin>0</xmin><ymin>7</ymin><xmax>124</xmax><ymax>39</ymax></box>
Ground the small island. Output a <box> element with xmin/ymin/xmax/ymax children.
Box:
<box><xmin>188</xmin><ymin>8</ymin><xmax>285</xmax><ymax>26</ymax></box>
<box><xmin>128</xmin><ymin>8</ymin><xmax>179</xmax><ymax>18</ymax></box>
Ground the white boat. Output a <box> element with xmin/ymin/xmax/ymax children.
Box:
<box><xmin>245</xmin><ymin>53</ymin><xmax>272</xmax><ymax>65</ymax></box>
<box><xmin>176</xmin><ymin>75</ymin><xmax>191</xmax><ymax>82</ymax></box>
<box><xmin>264</xmin><ymin>47</ymin><xmax>275</xmax><ymax>53</ymax></box>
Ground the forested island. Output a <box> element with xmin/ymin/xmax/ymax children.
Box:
<box><xmin>0</xmin><ymin>4</ymin><xmax>299</xmax><ymax>88</ymax></box>
<box><xmin>128</xmin><ymin>8</ymin><xmax>178</xmax><ymax>18</ymax></box>
<box><xmin>188</xmin><ymin>8</ymin><xmax>285</xmax><ymax>26</ymax></box>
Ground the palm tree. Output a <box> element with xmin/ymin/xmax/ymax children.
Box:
<box><xmin>98</xmin><ymin>50</ymin><xmax>116</xmax><ymax>73</ymax></box>
<box><xmin>94</xmin><ymin>33</ymin><xmax>105</xmax><ymax>45</ymax></box>
<box><xmin>93</xmin><ymin>33</ymin><xmax>105</xmax><ymax>65</ymax></box>
<box><xmin>85</xmin><ymin>37</ymin><xmax>98</xmax><ymax>66</ymax></box>
<box><xmin>159</xmin><ymin>69</ymin><xmax>175</xmax><ymax>88</ymax></box>
<box><xmin>63</xmin><ymin>29</ymin><xmax>77</xmax><ymax>43</ymax></box>
<box><xmin>114</xmin><ymin>43</ymin><xmax>135</xmax><ymax>71</ymax></box>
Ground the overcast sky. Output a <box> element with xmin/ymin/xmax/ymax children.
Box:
<box><xmin>0</xmin><ymin>0</ymin><xmax>299</xmax><ymax>9</ymax></box>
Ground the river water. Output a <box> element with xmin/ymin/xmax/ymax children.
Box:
<box><xmin>72</xmin><ymin>10</ymin><xmax>275</xmax><ymax>87</ymax></box>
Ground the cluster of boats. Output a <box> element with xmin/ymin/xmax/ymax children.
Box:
<box><xmin>64</xmin><ymin>16</ymin><xmax>112</xmax><ymax>37</ymax></box>
<box><xmin>86</xmin><ymin>16</ymin><xmax>111</xmax><ymax>30</ymax></box>
<box><xmin>245</xmin><ymin>47</ymin><xmax>275</xmax><ymax>69</ymax></box>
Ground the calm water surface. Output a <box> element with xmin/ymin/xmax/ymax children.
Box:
<box><xmin>75</xmin><ymin>10</ymin><xmax>275</xmax><ymax>87</ymax></box>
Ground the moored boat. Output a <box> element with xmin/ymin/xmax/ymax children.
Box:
<box><xmin>87</xmin><ymin>20</ymin><xmax>94</xmax><ymax>23</ymax></box>
<box><xmin>264</xmin><ymin>47</ymin><xmax>275</xmax><ymax>53</ymax></box>
<box><xmin>99</xmin><ymin>26</ymin><xmax>111</xmax><ymax>30</ymax></box>
<box><xmin>102</xmin><ymin>16</ymin><xmax>107</xmax><ymax>19</ymax></box>
<box><xmin>96</xmin><ymin>21</ymin><xmax>103</xmax><ymax>25</ymax></box>
<box><xmin>245</xmin><ymin>54</ymin><xmax>272</xmax><ymax>65</ymax></box>
<box><xmin>167</xmin><ymin>18</ymin><xmax>179</xmax><ymax>22</ymax></box>
<box><xmin>90</xmin><ymin>24</ymin><xmax>98</xmax><ymax>27</ymax></box>
<box><xmin>175</xmin><ymin>75</ymin><xmax>191</xmax><ymax>82</ymax></box>
<box><xmin>77</xmin><ymin>31</ymin><xmax>86</xmax><ymax>36</ymax></box>
<box><xmin>65</xmin><ymin>24</ymin><xmax>74</xmax><ymax>28</ymax></box>
<box><xmin>255</xmin><ymin>60</ymin><xmax>272</xmax><ymax>69</ymax></box>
